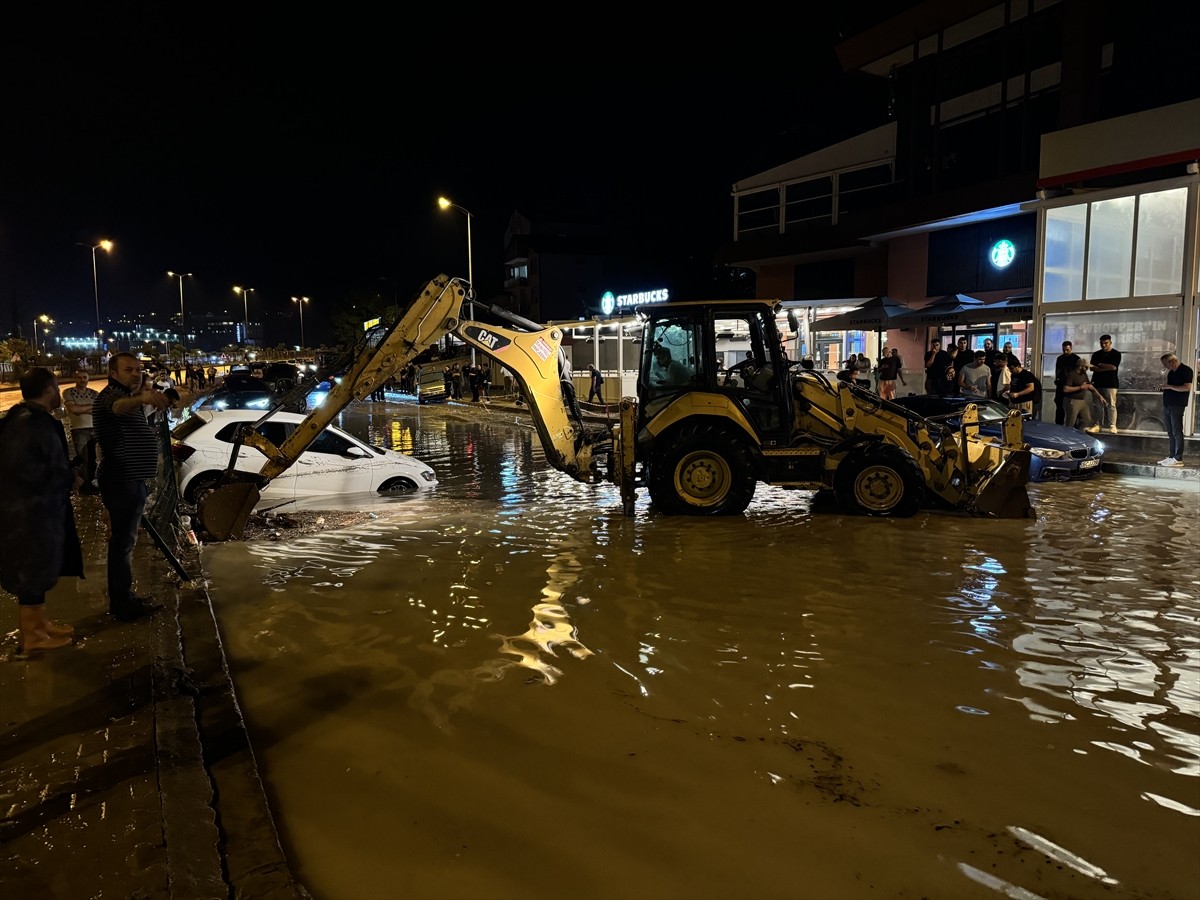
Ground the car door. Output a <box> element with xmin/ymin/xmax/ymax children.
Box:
<box><xmin>286</xmin><ymin>424</ymin><xmax>374</xmax><ymax>496</ymax></box>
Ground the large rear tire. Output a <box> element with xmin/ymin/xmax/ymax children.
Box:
<box><xmin>647</xmin><ymin>423</ymin><xmax>756</xmax><ymax>516</ymax></box>
<box><xmin>834</xmin><ymin>445</ymin><xmax>923</xmax><ymax>517</ymax></box>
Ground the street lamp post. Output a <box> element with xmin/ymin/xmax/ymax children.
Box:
<box><xmin>168</xmin><ymin>271</ymin><xmax>193</xmax><ymax>345</ymax></box>
<box><xmin>33</xmin><ymin>314</ymin><xmax>53</xmax><ymax>355</ymax></box>
<box><xmin>437</xmin><ymin>195</ymin><xmax>475</xmax><ymax>364</ymax></box>
<box><xmin>78</xmin><ymin>240</ymin><xmax>113</xmax><ymax>350</ymax></box>
<box><xmin>291</xmin><ymin>296</ymin><xmax>309</xmax><ymax>350</ymax></box>
<box><xmin>233</xmin><ymin>286</ymin><xmax>255</xmax><ymax>344</ymax></box>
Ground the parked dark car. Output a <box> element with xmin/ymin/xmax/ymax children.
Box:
<box><xmin>894</xmin><ymin>394</ymin><xmax>1104</xmax><ymax>482</ymax></box>
<box><xmin>198</xmin><ymin>369</ymin><xmax>306</xmax><ymax>415</ymax></box>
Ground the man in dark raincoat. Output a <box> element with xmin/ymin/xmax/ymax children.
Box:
<box><xmin>0</xmin><ymin>367</ymin><xmax>83</xmax><ymax>652</ymax></box>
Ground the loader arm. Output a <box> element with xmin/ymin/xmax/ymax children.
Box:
<box><xmin>197</xmin><ymin>274</ymin><xmax>612</xmax><ymax>540</ymax></box>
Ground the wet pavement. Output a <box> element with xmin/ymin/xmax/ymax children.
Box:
<box><xmin>1</xmin><ymin>390</ymin><xmax>1198</xmax><ymax>899</ymax></box>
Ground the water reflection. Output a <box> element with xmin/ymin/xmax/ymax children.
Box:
<box><xmin>202</xmin><ymin>400</ymin><xmax>1200</xmax><ymax>899</ymax></box>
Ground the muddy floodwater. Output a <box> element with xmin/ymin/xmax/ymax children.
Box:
<box><xmin>200</xmin><ymin>400</ymin><xmax>1200</xmax><ymax>900</ymax></box>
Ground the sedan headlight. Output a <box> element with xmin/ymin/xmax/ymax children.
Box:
<box><xmin>420</xmin><ymin>470</ymin><xmax>437</xmax><ymax>482</ymax></box>
<box><xmin>247</xmin><ymin>397</ymin><xmax>271</xmax><ymax>409</ymax></box>
<box><xmin>1029</xmin><ymin>446</ymin><xmax>1067</xmax><ymax>459</ymax></box>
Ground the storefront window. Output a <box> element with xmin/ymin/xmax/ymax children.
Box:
<box><xmin>1134</xmin><ymin>187</ymin><xmax>1187</xmax><ymax>296</ymax></box>
<box><xmin>1086</xmin><ymin>196</ymin><xmax>1135</xmax><ymax>299</ymax></box>
<box><xmin>1043</xmin><ymin>309</ymin><xmax>1182</xmax><ymax>431</ymax></box>
<box><xmin>1043</xmin><ymin>205</ymin><xmax>1086</xmax><ymax>302</ymax></box>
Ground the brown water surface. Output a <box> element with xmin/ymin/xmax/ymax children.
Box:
<box><xmin>201</xmin><ymin>401</ymin><xmax>1200</xmax><ymax>900</ymax></box>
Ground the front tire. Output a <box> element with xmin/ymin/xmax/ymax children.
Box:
<box><xmin>378</xmin><ymin>477</ymin><xmax>418</xmax><ymax>494</ymax></box>
<box><xmin>834</xmin><ymin>445</ymin><xmax>923</xmax><ymax>517</ymax></box>
<box><xmin>647</xmin><ymin>423</ymin><xmax>756</xmax><ymax>516</ymax></box>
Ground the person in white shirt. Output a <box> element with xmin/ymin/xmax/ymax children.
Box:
<box><xmin>62</xmin><ymin>370</ymin><xmax>99</xmax><ymax>489</ymax></box>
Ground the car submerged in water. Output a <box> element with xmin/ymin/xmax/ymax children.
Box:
<box><xmin>170</xmin><ymin>409</ymin><xmax>438</xmax><ymax>506</ymax></box>
<box><xmin>893</xmin><ymin>394</ymin><xmax>1104</xmax><ymax>482</ymax></box>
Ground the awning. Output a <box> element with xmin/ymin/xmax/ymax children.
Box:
<box><xmin>812</xmin><ymin>296</ymin><xmax>916</xmax><ymax>331</ymax></box>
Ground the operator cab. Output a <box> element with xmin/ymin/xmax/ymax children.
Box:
<box><xmin>638</xmin><ymin>301</ymin><xmax>792</xmax><ymax>441</ymax></box>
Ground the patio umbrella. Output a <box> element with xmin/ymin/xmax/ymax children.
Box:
<box><xmin>888</xmin><ymin>293</ymin><xmax>986</xmax><ymax>327</ymax></box>
<box><xmin>811</xmin><ymin>295</ymin><xmax>915</xmax><ymax>332</ymax></box>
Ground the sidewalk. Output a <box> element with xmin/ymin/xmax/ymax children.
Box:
<box><xmin>1</xmin><ymin>391</ymin><xmax>1195</xmax><ymax>899</ymax></box>
<box><xmin>0</xmin><ymin>494</ymin><xmax>308</xmax><ymax>899</ymax></box>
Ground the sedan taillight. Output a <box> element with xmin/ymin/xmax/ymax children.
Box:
<box><xmin>171</xmin><ymin>442</ymin><xmax>196</xmax><ymax>463</ymax></box>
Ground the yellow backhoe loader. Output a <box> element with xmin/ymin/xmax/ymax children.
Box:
<box><xmin>195</xmin><ymin>274</ymin><xmax>1033</xmax><ymax>540</ymax></box>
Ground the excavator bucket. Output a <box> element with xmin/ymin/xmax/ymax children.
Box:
<box><xmin>970</xmin><ymin>448</ymin><xmax>1035</xmax><ymax>518</ymax></box>
<box><xmin>198</xmin><ymin>482</ymin><xmax>261</xmax><ymax>541</ymax></box>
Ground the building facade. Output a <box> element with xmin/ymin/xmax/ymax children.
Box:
<box><xmin>719</xmin><ymin>0</ymin><xmax>1198</xmax><ymax>431</ymax></box>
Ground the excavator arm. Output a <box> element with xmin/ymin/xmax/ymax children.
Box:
<box><xmin>197</xmin><ymin>274</ymin><xmax>614</xmax><ymax>540</ymax></box>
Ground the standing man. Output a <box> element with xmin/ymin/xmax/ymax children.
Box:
<box><xmin>958</xmin><ymin>351</ymin><xmax>992</xmax><ymax>399</ymax></box>
<box><xmin>876</xmin><ymin>348</ymin><xmax>906</xmax><ymax>401</ymax></box>
<box><xmin>93</xmin><ymin>352</ymin><xmax>168</xmax><ymax>622</ymax></box>
<box><xmin>587</xmin><ymin>364</ymin><xmax>604</xmax><ymax>403</ymax></box>
<box><xmin>1005</xmin><ymin>359</ymin><xmax>1038</xmax><ymax>414</ymax></box>
<box><xmin>1089</xmin><ymin>335</ymin><xmax>1122</xmax><ymax>433</ymax></box>
<box><xmin>924</xmin><ymin>339</ymin><xmax>951</xmax><ymax>395</ymax></box>
<box><xmin>1053</xmin><ymin>340</ymin><xmax>1082</xmax><ymax>425</ymax></box>
<box><xmin>1158</xmin><ymin>353</ymin><xmax>1194</xmax><ymax>467</ymax></box>
<box><xmin>1061</xmin><ymin>358</ymin><xmax>1106</xmax><ymax>432</ymax></box>
<box><xmin>0</xmin><ymin>367</ymin><xmax>83</xmax><ymax>652</ymax></box>
<box><xmin>63</xmin><ymin>369</ymin><xmax>100</xmax><ymax>492</ymax></box>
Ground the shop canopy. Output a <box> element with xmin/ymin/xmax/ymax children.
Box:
<box><xmin>811</xmin><ymin>295</ymin><xmax>916</xmax><ymax>332</ymax></box>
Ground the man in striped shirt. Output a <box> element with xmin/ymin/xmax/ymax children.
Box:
<box><xmin>94</xmin><ymin>353</ymin><xmax>170</xmax><ymax>622</ymax></box>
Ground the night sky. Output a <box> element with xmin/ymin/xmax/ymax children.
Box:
<box><xmin>1</xmin><ymin>9</ymin><xmax>902</xmax><ymax>347</ymax></box>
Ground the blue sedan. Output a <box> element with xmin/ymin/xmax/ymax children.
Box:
<box><xmin>894</xmin><ymin>394</ymin><xmax>1104</xmax><ymax>482</ymax></box>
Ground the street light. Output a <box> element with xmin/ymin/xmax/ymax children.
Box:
<box><xmin>33</xmin><ymin>314</ymin><xmax>54</xmax><ymax>355</ymax></box>
<box><xmin>233</xmin><ymin>286</ymin><xmax>255</xmax><ymax>344</ymax></box>
<box><xmin>168</xmin><ymin>271</ymin><xmax>192</xmax><ymax>345</ymax></box>
<box><xmin>77</xmin><ymin>239</ymin><xmax>113</xmax><ymax>349</ymax></box>
<box><xmin>291</xmin><ymin>296</ymin><xmax>309</xmax><ymax>350</ymax></box>
<box><xmin>437</xmin><ymin>195</ymin><xmax>475</xmax><ymax>364</ymax></box>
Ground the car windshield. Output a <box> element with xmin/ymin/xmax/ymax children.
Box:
<box><xmin>971</xmin><ymin>400</ymin><xmax>1012</xmax><ymax>423</ymax></box>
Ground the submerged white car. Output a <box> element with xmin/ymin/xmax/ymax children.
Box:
<box><xmin>170</xmin><ymin>410</ymin><xmax>437</xmax><ymax>504</ymax></box>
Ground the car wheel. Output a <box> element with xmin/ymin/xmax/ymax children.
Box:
<box><xmin>378</xmin><ymin>477</ymin><xmax>418</xmax><ymax>494</ymax></box>
<box><xmin>647</xmin><ymin>423</ymin><xmax>756</xmax><ymax>516</ymax></box>
<box><xmin>186</xmin><ymin>472</ymin><xmax>221</xmax><ymax>505</ymax></box>
<box><xmin>834</xmin><ymin>445</ymin><xmax>924</xmax><ymax>517</ymax></box>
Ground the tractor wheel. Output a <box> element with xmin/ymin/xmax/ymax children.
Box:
<box><xmin>834</xmin><ymin>445</ymin><xmax>923</xmax><ymax>517</ymax></box>
<box><xmin>647</xmin><ymin>423</ymin><xmax>756</xmax><ymax>516</ymax></box>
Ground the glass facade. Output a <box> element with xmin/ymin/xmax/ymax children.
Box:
<box><xmin>1032</xmin><ymin>178</ymin><xmax>1197</xmax><ymax>434</ymax></box>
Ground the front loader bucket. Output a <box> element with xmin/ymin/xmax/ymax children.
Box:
<box><xmin>198</xmin><ymin>482</ymin><xmax>261</xmax><ymax>541</ymax></box>
<box><xmin>970</xmin><ymin>449</ymin><xmax>1035</xmax><ymax>519</ymax></box>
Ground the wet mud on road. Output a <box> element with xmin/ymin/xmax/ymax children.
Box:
<box><xmin>198</xmin><ymin>400</ymin><xmax>1200</xmax><ymax>900</ymax></box>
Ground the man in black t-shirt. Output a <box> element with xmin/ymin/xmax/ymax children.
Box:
<box><xmin>1006</xmin><ymin>360</ymin><xmax>1038</xmax><ymax>414</ymax></box>
<box><xmin>1053</xmin><ymin>341</ymin><xmax>1082</xmax><ymax>425</ymax></box>
<box><xmin>1089</xmin><ymin>335</ymin><xmax>1122</xmax><ymax>433</ymax></box>
<box><xmin>1158</xmin><ymin>353</ymin><xmax>1194</xmax><ymax>466</ymax></box>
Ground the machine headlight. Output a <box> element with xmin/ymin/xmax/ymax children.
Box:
<box><xmin>248</xmin><ymin>397</ymin><xmax>270</xmax><ymax>409</ymax></box>
<box><xmin>420</xmin><ymin>470</ymin><xmax>437</xmax><ymax>482</ymax></box>
<box><xmin>1029</xmin><ymin>446</ymin><xmax>1067</xmax><ymax>459</ymax></box>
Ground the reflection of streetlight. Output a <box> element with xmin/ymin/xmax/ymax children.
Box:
<box><xmin>437</xmin><ymin>195</ymin><xmax>474</xmax><ymax>363</ymax></box>
<box><xmin>77</xmin><ymin>239</ymin><xmax>113</xmax><ymax>349</ymax></box>
<box><xmin>233</xmin><ymin>286</ymin><xmax>255</xmax><ymax>344</ymax></box>
<box><xmin>291</xmin><ymin>296</ymin><xmax>309</xmax><ymax>349</ymax></box>
<box><xmin>33</xmin><ymin>314</ymin><xmax>54</xmax><ymax>355</ymax></box>
<box><xmin>167</xmin><ymin>271</ymin><xmax>192</xmax><ymax>344</ymax></box>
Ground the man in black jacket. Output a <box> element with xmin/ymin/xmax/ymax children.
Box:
<box><xmin>0</xmin><ymin>367</ymin><xmax>83</xmax><ymax>652</ymax></box>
